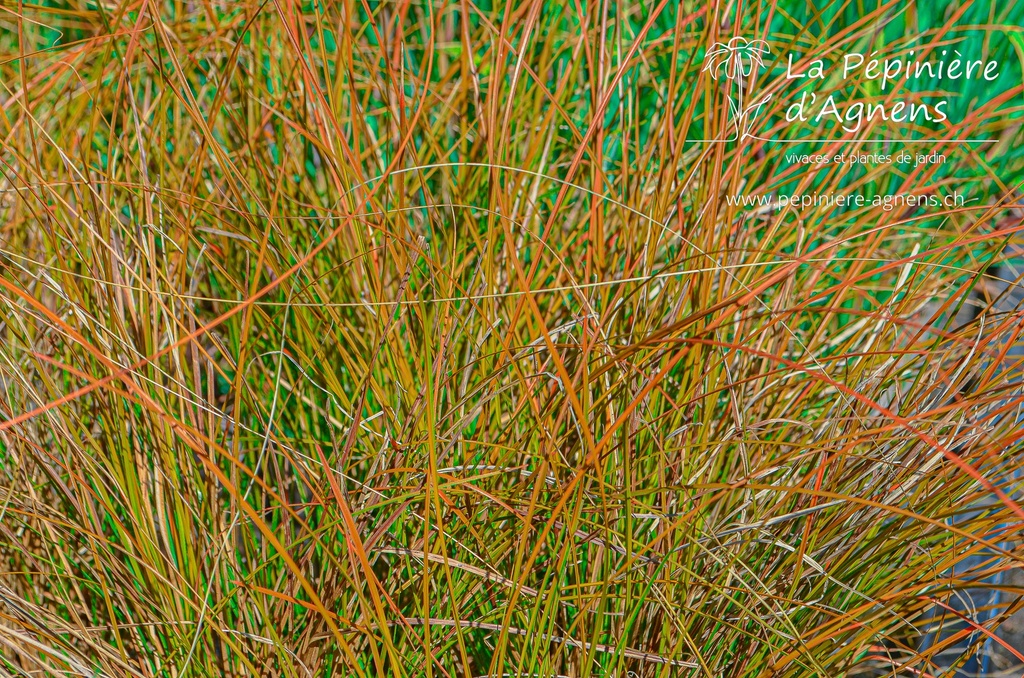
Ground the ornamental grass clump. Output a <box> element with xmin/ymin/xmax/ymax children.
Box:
<box><xmin>0</xmin><ymin>0</ymin><xmax>1023</xmax><ymax>676</ymax></box>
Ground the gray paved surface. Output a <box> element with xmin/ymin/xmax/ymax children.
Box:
<box><xmin>918</xmin><ymin>238</ymin><xmax>1024</xmax><ymax>676</ymax></box>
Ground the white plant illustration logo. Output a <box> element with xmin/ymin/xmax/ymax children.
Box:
<box><xmin>702</xmin><ymin>37</ymin><xmax>773</xmax><ymax>140</ymax></box>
